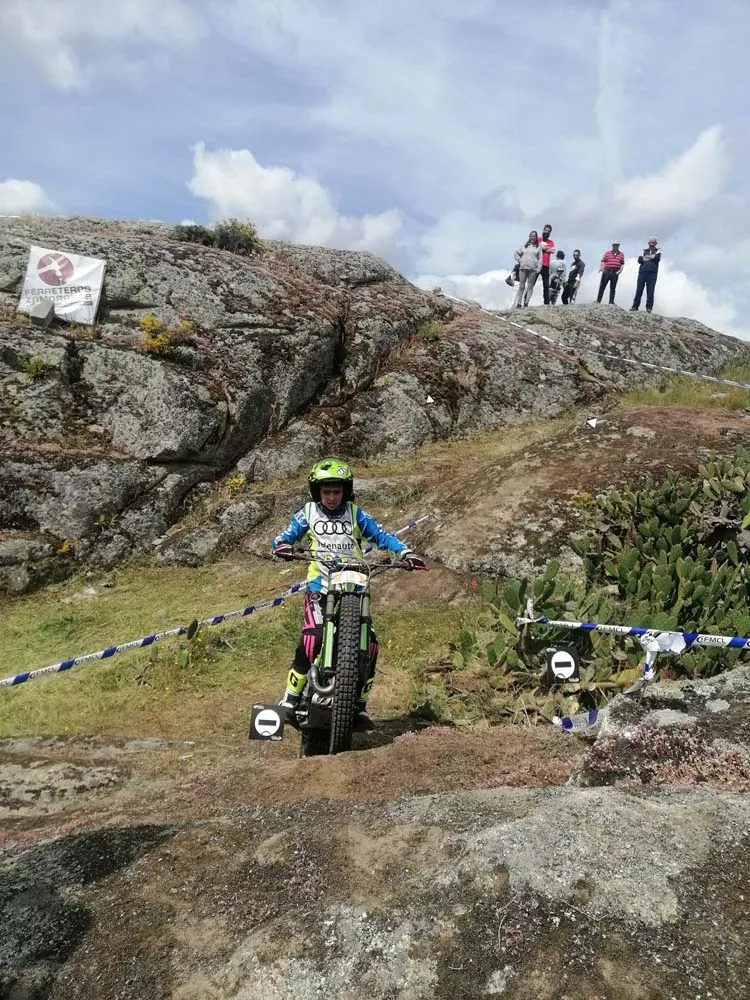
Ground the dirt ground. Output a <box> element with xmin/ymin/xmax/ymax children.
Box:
<box><xmin>425</xmin><ymin>403</ymin><xmax>750</xmax><ymax>567</ymax></box>
<box><xmin>342</xmin><ymin>401</ymin><xmax>750</xmax><ymax>587</ymax></box>
<box><xmin>0</xmin><ymin>722</ymin><xmax>585</xmax><ymax>848</ymax></box>
<box><xmin>2</xmin><ymin>715</ymin><xmax>748</xmax><ymax>1000</ymax></box>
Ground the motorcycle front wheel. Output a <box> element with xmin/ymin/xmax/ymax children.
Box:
<box><xmin>329</xmin><ymin>592</ymin><xmax>361</xmax><ymax>755</ymax></box>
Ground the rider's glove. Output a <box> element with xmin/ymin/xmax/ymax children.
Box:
<box><xmin>273</xmin><ymin>543</ymin><xmax>295</xmax><ymax>561</ymax></box>
<box><xmin>402</xmin><ymin>550</ymin><xmax>427</xmax><ymax>571</ymax></box>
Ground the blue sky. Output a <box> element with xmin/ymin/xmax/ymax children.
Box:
<box><xmin>1</xmin><ymin>0</ymin><xmax>746</xmax><ymax>334</ymax></box>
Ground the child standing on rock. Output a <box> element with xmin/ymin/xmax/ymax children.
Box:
<box><xmin>549</xmin><ymin>250</ymin><xmax>567</xmax><ymax>304</ymax></box>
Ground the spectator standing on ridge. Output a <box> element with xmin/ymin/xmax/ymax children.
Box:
<box><xmin>631</xmin><ymin>237</ymin><xmax>661</xmax><ymax>313</ymax></box>
<box><xmin>538</xmin><ymin>224</ymin><xmax>555</xmax><ymax>304</ymax></box>
<box><xmin>513</xmin><ymin>231</ymin><xmax>542</xmax><ymax>307</ymax></box>
<box><xmin>596</xmin><ymin>241</ymin><xmax>625</xmax><ymax>304</ymax></box>
<box><xmin>549</xmin><ymin>250</ymin><xmax>567</xmax><ymax>304</ymax></box>
<box><xmin>561</xmin><ymin>249</ymin><xmax>585</xmax><ymax>304</ymax></box>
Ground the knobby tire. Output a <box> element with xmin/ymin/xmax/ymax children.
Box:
<box><xmin>329</xmin><ymin>592</ymin><xmax>361</xmax><ymax>755</ymax></box>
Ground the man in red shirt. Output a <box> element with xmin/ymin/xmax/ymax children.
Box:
<box><xmin>538</xmin><ymin>223</ymin><xmax>555</xmax><ymax>305</ymax></box>
<box><xmin>596</xmin><ymin>241</ymin><xmax>625</xmax><ymax>304</ymax></box>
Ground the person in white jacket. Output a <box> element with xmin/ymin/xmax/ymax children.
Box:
<box><xmin>513</xmin><ymin>231</ymin><xmax>542</xmax><ymax>307</ymax></box>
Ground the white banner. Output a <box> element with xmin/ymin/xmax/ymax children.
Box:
<box><xmin>18</xmin><ymin>245</ymin><xmax>106</xmax><ymax>325</ymax></box>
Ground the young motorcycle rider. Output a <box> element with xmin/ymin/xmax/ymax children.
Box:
<box><xmin>272</xmin><ymin>458</ymin><xmax>426</xmax><ymax>729</ymax></box>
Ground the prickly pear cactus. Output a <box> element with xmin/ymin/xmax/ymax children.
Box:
<box><xmin>465</xmin><ymin>448</ymin><xmax>750</xmax><ymax>724</ymax></box>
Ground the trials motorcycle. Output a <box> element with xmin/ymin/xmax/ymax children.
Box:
<box><xmin>286</xmin><ymin>553</ymin><xmax>427</xmax><ymax>757</ymax></box>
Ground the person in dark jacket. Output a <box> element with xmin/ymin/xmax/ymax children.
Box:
<box><xmin>631</xmin><ymin>237</ymin><xmax>661</xmax><ymax>312</ymax></box>
<box><xmin>561</xmin><ymin>249</ymin><xmax>585</xmax><ymax>304</ymax></box>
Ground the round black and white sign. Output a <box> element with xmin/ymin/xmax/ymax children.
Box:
<box><xmin>546</xmin><ymin>646</ymin><xmax>580</xmax><ymax>684</ymax></box>
<box><xmin>249</xmin><ymin>704</ymin><xmax>285</xmax><ymax>741</ymax></box>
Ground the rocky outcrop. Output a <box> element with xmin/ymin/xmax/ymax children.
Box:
<box><xmin>2</xmin><ymin>665</ymin><xmax>749</xmax><ymax>998</ymax></box>
<box><xmin>0</xmin><ymin>217</ymin><xmax>444</xmax><ymax>590</ymax></box>
<box><xmin>581</xmin><ymin>662</ymin><xmax>750</xmax><ymax>788</ymax></box>
<box><xmin>2</xmin><ymin>216</ymin><xmax>750</xmax><ymax>592</ymax></box>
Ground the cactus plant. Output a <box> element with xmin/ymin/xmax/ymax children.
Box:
<box><xmin>452</xmin><ymin>447</ymin><xmax>750</xmax><ymax>725</ymax></box>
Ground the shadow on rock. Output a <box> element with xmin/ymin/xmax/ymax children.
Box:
<box><xmin>0</xmin><ymin>824</ymin><xmax>179</xmax><ymax>1000</ymax></box>
<box><xmin>356</xmin><ymin>707</ymin><xmax>452</xmax><ymax>751</ymax></box>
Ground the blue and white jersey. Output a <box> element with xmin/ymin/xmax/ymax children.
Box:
<box><xmin>272</xmin><ymin>502</ymin><xmax>409</xmax><ymax>593</ymax></box>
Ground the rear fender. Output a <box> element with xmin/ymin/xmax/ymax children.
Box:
<box><xmin>303</xmin><ymin>691</ymin><xmax>333</xmax><ymax>730</ymax></box>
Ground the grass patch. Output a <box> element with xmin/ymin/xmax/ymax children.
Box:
<box><xmin>624</xmin><ymin>362</ymin><xmax>750</xmax><ymax>411</ymax></box>
<box><xmin>0</xmin><ymin>409</ymin><xmax>583</xmax><ymax>740</ymax></box>
<box><xmin>0</xmin><ymin>558</ymin><xmax>293</xmax><ymax>739</ymax></box>
<box><xmin>0</xmin><ymin>556</ymin><xmax>479</xmax><ymax>741</ymax></box>
<box><xmin>202</xmin><ymin>411</ymin><xmax>578</xmax><ymax>510</ymax></box>
<box><xmin>357</xmin><ymin>412</ymin><xmax>577</xmax><ymax>480</ymax></box>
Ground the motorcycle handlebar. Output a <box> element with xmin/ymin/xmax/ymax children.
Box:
<box><xmin>276</xmin><ymin>552</ymin><xmax>428</xmax><ymax>572</ymax></box>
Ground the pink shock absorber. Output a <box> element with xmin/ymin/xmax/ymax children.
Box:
<box><xmin>302</xmin><ymin>594</ymin><xmax>319</xmax><ymax>665</ymax></box>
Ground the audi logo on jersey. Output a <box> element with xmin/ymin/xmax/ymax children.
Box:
<box><xmin>313</xmin><ymin>519</ymin><xmax>353</xmax><ymax>537</ymax></box>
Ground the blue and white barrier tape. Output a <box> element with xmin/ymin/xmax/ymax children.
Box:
<box><xmin>1</xmin><ymin>514</ymin><xmax>433</xmax><ymax>690</ymax></box>
<box><xmin>516</xmin><ymin>615</ymin><xmax>750</xmax><ymax>651</ymax></box>
<box><xmin>518</xmin><ymin>612</ymin><xmax>750</xmax><ymax>731</ymax></box>
<box><xmin>552</xmin><ymin>709</ymin><xmax>601</xmax><ymax>732</ymax></box>
<box><xmin>0</xmin><ymin>584</ymin><xmax>304</xmax><ymax>690</ymax></box>
<box><xmin>363</xmin><ymin>514</ymin><xmax>432</xmax><ymax>554</ymax></box>
<box><xmin>443</xmin><ymin>293</ymin><xmax>750</xmax><ymax>392</ymax></box>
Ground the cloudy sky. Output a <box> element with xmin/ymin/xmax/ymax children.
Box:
<box><xmin>1</xmin><ymin>0</ymin><xmax>746</xmax><ymax>335</ymax></box>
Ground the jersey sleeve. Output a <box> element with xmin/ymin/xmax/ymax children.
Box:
<box><xmin>271</xmin><ymin>506</ymin><xmax>309</xmax><ymax>550</ymax></box>
<box><xmin>355</xmin><ymin>507</ymin><xmax>409</xmax><ymax>556</ymax></box>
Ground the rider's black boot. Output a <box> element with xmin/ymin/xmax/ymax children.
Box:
<box><xmin>279</xmin><ymin>691</ymin><xmax>300</xmax><ymax>724</ymax></box>
<box><xmin>354</xmin><ymin>700</ymin><xmax>375</xmax><ymax>731</ymax></box>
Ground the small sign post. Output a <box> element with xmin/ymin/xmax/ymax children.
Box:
<box><xmin>546</xmin><ymin>646</ymin><xmax>580</xmax><ymax>685</ymax></box>
<box><xmin>249</xmin><ymin>704</ymin><xmax>285</xmax><ymax>742</ymax></box>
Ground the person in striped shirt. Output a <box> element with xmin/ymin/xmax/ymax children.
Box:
<box><xmin>596</xmin><ymin>241</ymin><xmax>625</xmax><ymax>304</ymax></box>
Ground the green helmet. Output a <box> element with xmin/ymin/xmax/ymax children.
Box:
<box><xmin>308</xmin><ymin>458</ymin><xmax>354</xmax><ymax>504</ymax></box>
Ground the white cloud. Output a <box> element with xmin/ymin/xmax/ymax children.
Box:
<box><xmin>188</xmin><ymin>142</ymin><xmax>404</xmax><ymax>255</ymax></box>
<box><xmin>595</xmin><ymin>0</ymin><xmax>630</xmax><ymax>180</ymax></box>
<box><xmin>556</xmin><ymin>127</ymin><xmax>728</xmax><ymax>240</ymax></box>
<box><xmin>217</xmin><ymin>0</ymin><xmax>598</xmax><ymax>218</ymax></box>
<box><xmin>417</xmin><ymin>211</ymin><xmax>526</xmax><ymax>276</ymax></box>
<box><xmin>0</xmin><ymin>0</ymin><xmax>204</xmax><ymax>89</ymax></box>
<box><xmin>613</xmin><ymin>127</ymin><xmax>728</xmax><ymax>231</ymax></box>
<box><xmin>414</xmin><ymin>259</ymin><xmax>748</xmax><ymax>340</ymax></box>
<box><xmin>417</xmin><ymin>125</ymin><xmax>733</xmax><ymax>283</ymax></box>
<box><xmin>2</xmin><ymin>0</ymin><xmax>747</xmax><ymax>332</ymax></box>
<box><xmin>412</xmin><ymin>270</ymin><xmax>516</xmax><ymax>311</ymax></box>
<box><xmin>0</xmin><ymin>178</ymin><xmax>55</xmax><ymax>216</ymax></box>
